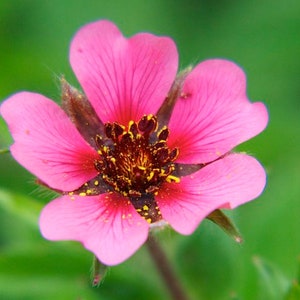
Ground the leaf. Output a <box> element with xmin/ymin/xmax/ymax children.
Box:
<box><xmin>284</xmin><ymin>281</ymin><xmax>300</xmax><ymax>300</ymax></box>
<box><xmin>0</xmin><ymin>247</ymin><xmax>98</xmax><ymax>300</ymax></box>
<box><xmin>284</xmin><ymin>258</ymin><xmax>300</xmax><ymax>300</ymax></box>
<box><xmin>253</xmin><ymin>256</ymin><xmax>290</xmax><ymax>300</ymax></box>
<box><xmin>0</xmin><ymin>189</ymin><xmax>43</xmax><ymax>225</ymax></box>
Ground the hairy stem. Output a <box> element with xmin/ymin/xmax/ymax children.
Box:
<box><xmin>146</xmin><ymin>233</ymin><xmax>190</xmax><ymax>300</ymax></box>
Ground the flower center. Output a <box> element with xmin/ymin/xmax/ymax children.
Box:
<box><xmin>94</xmin><ymin>115</ymin><xmax>179</xmax><ymax>198</ymax></box>
<box><xmin>92</xmin><ymin>115</ymin><xmax>179</xmax><ymax>224</ymax></box>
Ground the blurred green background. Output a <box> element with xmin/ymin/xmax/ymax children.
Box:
<box><xmin>0</xmin><ymin>0</ymin><xmax>299</xmax><ymax>299</ymax></box>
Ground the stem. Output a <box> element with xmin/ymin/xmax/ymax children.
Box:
<box><xmin>146</xmin><ymin>233</ymin><xmax>189</xmax><ymax>300</ymax></box>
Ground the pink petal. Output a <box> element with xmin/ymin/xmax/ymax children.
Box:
<box><xmin>168</xmin><ymin>59</ymin><xmax>268</xmax><ymax>163</ymax></box>
<box><xmin>156</xmin><ymin>153</ymin><xmax>266</xmax><ymax>235</ymax></box>
<box><xmin>39</xmin><ymin>193</ymin><xmax>149</xmax><ymax>265</ymax></box>
<box><xmin>0</xmin><ymin>92</ymin><xmax>99</xmax><ymax>191</ymax></box>
<box><xmin>70</xmin><ymin>20</ymin><xmax>178</xmax><ymax>125</ymax></box>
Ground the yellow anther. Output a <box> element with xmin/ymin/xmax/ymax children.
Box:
<box><xmin>147</xmin><ymin>172</ymin><xmax>154</xmax><ymax>181</ymax></box>
<box><xmin>166</xmin><ymin>175</ymin><xmax>180</xmax><ymax>183</ymax></box>
<box><xmin>79</xmin><ymin>192</ymin><xmax>87</xmax><ymax>196</ymax></box>
<box><xmin>94</xmin><ymin>180</ymin><xmax>99</xmax><ymax>186</ymax></box>
<box><xmin>143</xmin><ymin>205</ymin><xmax>149</xmax><ymax>211</ymax></box>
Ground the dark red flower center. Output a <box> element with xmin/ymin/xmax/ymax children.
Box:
<box><xmin>80</xmin><ymin>115</ymin><xmax>178</xmax><ymax>223</ymax></box>
<box><xmin>94</xmin><ymin>114</ymin><xmax>179</xmax><ymax>199</ymax></box>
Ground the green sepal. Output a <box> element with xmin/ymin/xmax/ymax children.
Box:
<box><xmin>91</xmin><ymin>256</ymin><xmax>108</xmax><ymax>287</ymax></box>
<box><xmin>206</xmin><ymin>209</ymin><xmax>243</xmax><ymax>243</ymax></box>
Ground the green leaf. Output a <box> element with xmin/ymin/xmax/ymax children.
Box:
<box><xmin>285</xmin><ymin>282</ymin><xmax>300</xmax><ymax>300</ymax></box>
<box><xmin>0</xmin><ymin>247</ymin><xmax>99</xmax><ymax>300</ymax></box>
<box><xmin>284</xmin><ymin>258</ymin><xmax>300</xmax><ymax>300</ymax></box>
<box><xmin>253</xmin><ymin>256</ymin><xmax>290</xmax><ymax>300</ymax></box>
<box><xmin>0</xmin><ymin>189</ymin><xmax>42</xmax><ymax>225</ymax></box>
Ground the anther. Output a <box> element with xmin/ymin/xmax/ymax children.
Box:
<box><xmin>104</xmin><ymin>123</ymin><xmax>113</xmax><ymax>139</ymax></box>
<box><xmin>158</xmin><ymin>127</ymin><xmax>169</xmax><ymax>141</ymax></box>
<box><xmin>138</xmin><ymin>115</ymin><xmax>157</xmax><ymax>134</ymax></box>
<box><xmin>128</xmin><ymin>121</ymin><xmax>139</xmax><ymax>137</ymax></box>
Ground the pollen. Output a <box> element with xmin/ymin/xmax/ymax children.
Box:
<box><xmin>166</xmin><ymin>175</ymin><xmax>180</xmax><ymax>183</ymax></box>
<box><xmin>94</xmin><ymin>115</ymin><xmax>179</xmax><ymax>198</ymax></box>
<box><xmin>85</xmin><ymin>114</ymin><xmax>180</xmax><ymax>223</ymax></box>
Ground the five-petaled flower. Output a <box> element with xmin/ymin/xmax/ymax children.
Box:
<box><xmin>0</xmin><ymin>20</ymin><xmax>268</xmax><ymax>266</ymax></box>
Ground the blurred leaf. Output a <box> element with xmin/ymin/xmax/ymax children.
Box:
<box><xmin>253</xmin><ymin>256</ymin><xmax>290</xmax><ymax>300</ymax></box>
<box><xmin>284</xmin><ymin>258</ymin><xmax>300</xmax><ymax>300</ymax></box>
<box><xmin>0</xmin><ymin>250</ymin><xmax>98</xmax><ymax>300</ymax></box>
<box><xmin>284</xmin><ymin>282</ymin><xmax>300</xmax><ymax>300</ymax></box>
<box><xmin>0</xmin><ymin>117</ymin><xmax>12</xmax><ymax>146</ymax></box>
<box><xmin>0</xmin><ymin>189</ymin><xmax>42</xmax><ymax>225</ymax></box>
<box><xmin>176</xmin><ymin>221</ymin><xmax>239</xmax><ymax>299</ymax></box>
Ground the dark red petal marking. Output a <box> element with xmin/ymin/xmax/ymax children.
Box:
<box><xmin>130</xmin><ymin>195</ymin><xmax>162</xmax><ymax>224</ymax></box>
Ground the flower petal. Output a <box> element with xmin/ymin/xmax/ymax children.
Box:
<box><xmin>39</xmin><ymin>194</ymin><xmax>149</xmax><ymax>265</ymax></box>
<box><xmin>156</xmin><ymin>153</ymin><xmax>266</xmax><ymax>235</ymax></box>
<box><xmin>70</xmin><ymin>20</ymin><xmax>178</xmax><ymax>125</ymax></box>
<box><xmin>0</xmin><ymin>92</ymin><xmax>99</xmax><ymax>191</ymax></box>
<box><xmin>168</xmin><ymin>59</ymin><xmax>268</xmax><ymax>163</ymax></box>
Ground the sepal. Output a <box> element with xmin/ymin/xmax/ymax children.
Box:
<box><xmin>206</xmin><ymin>209</ymin><xmax>242</xmax><ymax>243</ymax></box>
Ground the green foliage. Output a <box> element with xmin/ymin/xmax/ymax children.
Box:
<box><xmin>0</xmin><ymin>189</ymin><xmax>42</xmax><ymax>225</ymax></box>
<box><xmin>1</xmin><ymin>0</ymin><xmax>300</xmax><ymax>299</ymax></box>
<box><xmin>253</xmin><ymin>256</ymin><xmax>290</xmax><ymax>300</ymax></box>
<box><xmin>284</xmin><ymin>259</ymin><xmax>300</xmax><ymax>300</ymax></box>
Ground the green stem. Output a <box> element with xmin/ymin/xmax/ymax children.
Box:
<box><xmin>146</xmin><ymin>233</ymin><xmax>189</xmax><ymax>300</ymax></box>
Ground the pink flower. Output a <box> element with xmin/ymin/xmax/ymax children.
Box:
<box><xmin>0</xmin><ymin>20</ymin><xmax>268</xmax><ymax>266</ymax></box>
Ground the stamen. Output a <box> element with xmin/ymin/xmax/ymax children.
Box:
<box><xmin>72</xmin><ymin>114</ymin><xmax>180</xmax><ymax>223</ymax></box>
<box><xmin>157</xmin><ymin>127</ymin><xmax>169</xmax><ymax>141</ymax></box>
